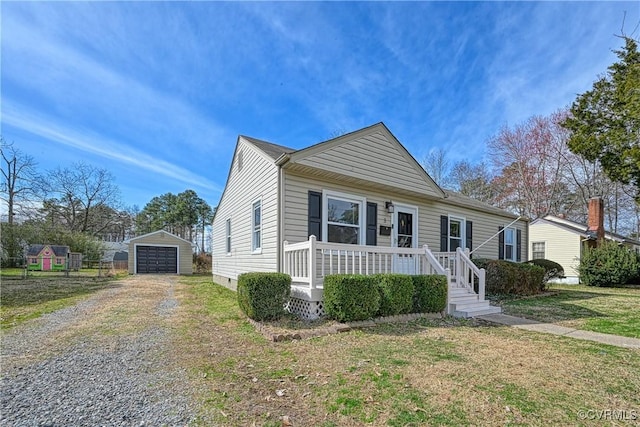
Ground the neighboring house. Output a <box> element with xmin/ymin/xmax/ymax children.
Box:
<box><xmin>529</xmin><ymin>202</ymin><xmax>640</xmax><ymax>283</ymax></box>
<box><xmin>27</xmin><ymin>245</ymin><xmax>69</xmax><ymax>271</ymax></box>
<box><xmin>126</xmin><ymin>230</ymin><xmax>194</xmax><ymax>275</ymax></box>
<box><xmin>212</xmin><ymin>122</ymin><xmax>529</xmax><ymax>318</ymax></box>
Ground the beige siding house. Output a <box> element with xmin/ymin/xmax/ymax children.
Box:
<box><xmin>529</xmin><ymin>215</ymin><xmax>640</xmax><ymax>283</ymax></box>
<box><xmin>127</xmin><ymin>230</ymin><xmax>194</xmax><ymax>275</ymax></box>
<box><xmin>212</xmin><ymin>123</ymin><xmax>529</xmax><ymax>318</ymax></box>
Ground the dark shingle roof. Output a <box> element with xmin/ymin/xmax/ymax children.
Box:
<box><xmin>241</xmin><ymin>136</ymin><xmax>295</xmax><ymax>160</ymax></box>
<box><xmin>27</xmin><ymin>245</ymin><xmax>69</xmax><ymax>257</ymax></box>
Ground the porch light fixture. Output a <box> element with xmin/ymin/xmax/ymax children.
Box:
<box><xmin>385</xmin><ymin>201</ymin><xmax>394</xmax><ymax>213</ymax></box>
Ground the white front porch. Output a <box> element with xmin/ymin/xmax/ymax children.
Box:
<box><xmin>283</xmin><ymin>236</ymin><xmax>501</xmax><ymax>319</ymax></box>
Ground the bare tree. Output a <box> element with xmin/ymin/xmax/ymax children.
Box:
<box><xmin>448</xmin><ymin>160</ymin><xmax>496</xmax><ymax>203</ymax></box>
<box><xmin>487</xmin><ymin>112</ymin><xmax>571</xmax><ymax>219</ymax></box>
<box><xmin>421</xmin><ymin>148</ymin><xmax>451</xmax><ymax>188</ymax></box>
<box><xmin>46</xmin><ymin>162</ymin><xmax>121</xmax><ymax>234</ymax></box>
<box><xmin>1</xmin><ymin>138</ymin><xmax>42</xmax><ymax>224</ymax></box>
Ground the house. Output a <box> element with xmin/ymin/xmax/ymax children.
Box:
<box><xmin>212</xmin><ymin>122</ymin><xmax>529</xmax><ymax>318</ymax></box>
<box><xmin>26</xmin><ymin>245</ymin><xmax>69</xmax><ymax>271</ymax></box>
<box><xmin>126</xmin><ymin>230</ymin><xmax>194</xmax><ymax>274</ymax></box>
<box><xmin>529</xmin><ymin>198</ymin><xmax>640</xmax><ymax>283</ymax></box>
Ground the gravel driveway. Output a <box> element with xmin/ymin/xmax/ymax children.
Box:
<box><xmin>1</xmin><ymin>275</ymin><xmax>197</xmax><ymax>427</ymax></box>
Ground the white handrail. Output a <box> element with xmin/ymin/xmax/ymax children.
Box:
<box><xmin>457</xmin><ymin>247</ymin><xmax>486</xmax><ymax>300</ymax></box>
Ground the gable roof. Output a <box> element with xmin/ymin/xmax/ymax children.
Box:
<box><xmin>277</xmin><ymin>122</ymin><xmax>445</xmax><ymax>199</ymax></box>
<box><xmin>241</xmin><ymin>136</ymin><xmax>295</xmax><ymax>161</ymax></box>
<box><xmin>225</xmin><ymin>122</ymin><xmax>522</xmax><ymax>219</ymax></box>
<box><xmin>126</xmin><ymin>230</ymin><xmax>195</xmax><ymax>246</ymax></box>
<box><xmin>531</xmin><ymin>215</ymin><xmax>640</xmax><ymax>245</ymax></box>
<box><xmin>27</xmin><ymin>244</ymin><xmax>69</xmax><ymax>257</ymax></box>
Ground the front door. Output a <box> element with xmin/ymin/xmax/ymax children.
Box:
<box><xmin>393</xmin><ymin>205</ymin><xmax>418</xmax><ymax>274</ymax></box>
<box><xmin>42</xmin><ymin>257</ymin><xmax>51</xmax><ymax>271</ymax></box>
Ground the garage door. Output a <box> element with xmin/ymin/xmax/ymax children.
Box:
<box><xmin>136</xmin><ymin>246</ymin><xmax>178</xmax><ymax>274</ymax></box>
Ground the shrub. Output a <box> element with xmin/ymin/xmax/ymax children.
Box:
<box><xmin>237</xmin><ymin>272</ymin><xmax>291</xmax><ymax>321</ymax></box>
<box><xmin>193</xmin><ymin>253</ymin><xmax>212</xmax><ymax>273</ymax></box>
<box><xmin>578</xmin><ymin>241</ymin><xmax>640</xmax><ymax>287</ymax></box>
<box><xmin>412</xmin><ymin>275</ymin><xmax>447</xmax><ymax>313</ymax></box>
<box><xmin>525</xmin><ymin>259</ymin><xmax>565</xmax><ymax>290</ymax></box>
<box><xmin>373</xmin><ymin>274</ymin><xmax>414</xmax><ymax>317</ymax></box>
<box><xmin>484</xmin><ymin>260</ymin><xmax>544</xmax><ymax>296</ymax></box>
<box><xmin>323</xmin><ymin>275</ymin><xmax>380</xmax><ymax>322</ymax></box>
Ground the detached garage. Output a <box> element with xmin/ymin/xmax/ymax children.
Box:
<box><xmin>127</xmin><ymin>230</ymin><xmax>194</xmax><ymax>275</ymax></box>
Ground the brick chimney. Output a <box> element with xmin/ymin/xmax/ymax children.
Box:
<box><xmin>587</xmin><ymin>197</ymin><xmax>605</xmax><ymax>247</ymax></box>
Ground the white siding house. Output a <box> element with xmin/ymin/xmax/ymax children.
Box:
<box><xmin>212</xmin><ymin>123</ymin><xmax>529</xmax><ymax>318</ymax></box>
<box><xmin>212</xmin><ymin>136</ymin><xmax>285</xmax><ymax>289</ymax></box>
<box><xmin>529</xmin><ymin>215</ymin><xmax>640</xmax><ymax>283</ymax></box>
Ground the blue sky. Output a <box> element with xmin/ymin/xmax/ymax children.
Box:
<box><xmin>2</xmin><ymin>1</ymin><xmax>638</xmax><ymax>211</ymax></box>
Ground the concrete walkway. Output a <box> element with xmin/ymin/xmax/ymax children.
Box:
<box><xmin>476</xmin><ymin>313</ymin><xmax>640</xmax><ymax>349</ymax></box>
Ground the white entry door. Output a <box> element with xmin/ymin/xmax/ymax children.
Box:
<box><xmin>392</xmin><ymin>205</ymin><xmax>418</xmax><ymax>274</ymax></box>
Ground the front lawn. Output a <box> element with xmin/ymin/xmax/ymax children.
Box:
<box><xmin>496</xmin><ymin>284</ymin><xmax>640</xmax><ymax>339</ymax></box>
<box><xmin>174</xmin><ymin>276</ymin><xmax>640</xmax><ymax>427</ymax></box>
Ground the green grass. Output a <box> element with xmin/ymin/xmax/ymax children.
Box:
<box><xmin>498</xmin><ymin>284</ymin><xmax>640</xmax><ymax>338</ymax></box>
<box><xmin>0</xmin><ymin>274</ymin><xmax>122</xmax><ymax>329</ymax></box>
<box><xmin>173</xmin><ymin>276</ymin><xmax>640</xmax><ymax>427</ymax></box>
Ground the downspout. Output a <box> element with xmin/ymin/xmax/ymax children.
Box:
<box><xmin>275</xmin><ymin>154</ymin><xmax>291</xmax><ymax>273</ymax></box>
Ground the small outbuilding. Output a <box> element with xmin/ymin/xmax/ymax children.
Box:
<box><xmin>27</xmin><ymin>245</ymin><xmax>70</xmax><ymax>271</ymax></box>
<box><xmin>126</xmin><ymin>230</ymin><xmax>194</xmax><ymax>275</ymax></box>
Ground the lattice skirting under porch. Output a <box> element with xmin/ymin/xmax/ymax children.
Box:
<box><xmin>287</xmin><ymin>297</ymin><xmax>325</xmax><ymax>320</ymax></box>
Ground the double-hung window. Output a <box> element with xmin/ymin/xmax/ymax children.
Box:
<box><xmin>532</xmin><ymin>242</ymin><xmax>545</xmax><ymax>260</ymax></box>
<box><xmin>225</xmin><ymin>218</ymin><xmax>231</xmax><ymax>254</ymax></box>
<box><xmin>504</xmin><ymin>227</ymin><xmax>516</xmax><ymax>261</ymax></box>
<box><xmin>324</xmin><ymin>192</ymin><xmax>365</xmax><ymax>245</ymax></box>
<box><xmin>448</xmin><ymin>217</ymin><xmax>465</xmax><ymax>252</ymax></box>
<box><xmin>252</xmin><ymin>200</ymin><xmax>261</xmax><ymax>252</ymax></box>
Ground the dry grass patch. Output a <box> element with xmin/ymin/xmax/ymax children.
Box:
<box><xmin>173</xmin><ymin>276</ymin><xmax>640</xmax><ymax>427</ymax></box>
<box><xmin>2</xmin><ymin>275</ymin><xmax>180</xmax><ymax>368</ymax></box>
<box><xmin>0</xmin><ymin>275</ymin><xmax>122</xmax><ymax>329</ymax></box>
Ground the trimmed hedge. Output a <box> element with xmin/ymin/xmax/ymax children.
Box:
<box><xmin>525</xmin><ymin>259</ymin><xmax>565</xmax><ymax>290</ymax></box>
<box><xmin>323</xmin><ymin>275</ymin><xmax>380</xmax><ymax>322</ymax></box>
<box><xmin>412</xmin><ymin>275</ymin><xmax>447</xmax><ymax>313</ymax></box>
<box><xmin>373</xmin><ymin>274</ymin><xmax>415</xmax><ymax>316</ymax></box>
<box><xmin>483</xmin><ymin>260</ymin><xmax>545</xmax><ymax>296</ymax></box>
<box><xmin>237</xmin><ymin>272</ymin><xmax>291</xmax><ymax>321</ymax></box>
<box><xmin>578</xmin><ymin>241</ymin><xmax>640</xmax><ymax>287</ymax></box>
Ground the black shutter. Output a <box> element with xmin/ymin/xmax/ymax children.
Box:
<box><xmin>366</xmin><ymin>202</ymin><xmax>377</xmax><ymax>246</ymax></box>
<box><xmin>440</xmin><ymin>216</ymin><xmax>448</xmax><ymax>251</ymax></box>
<box><xmin>308</xmin><ymin>191</ymin><xmax>322</xmax><ymax>241</ymax></box>
<box><xmin>465</xmin><ymin>221</ymin><xmax>473</xmax><ymax>253</ymax></box>
<box><xmin>516</xmin><ymin>229</ymin><xmax>522</xmax><ymax>262</ymax></box>
<box><xmin>498</xmin><ymin>226</ymin><xmax>504</xmax><ymax>259</ymax></box>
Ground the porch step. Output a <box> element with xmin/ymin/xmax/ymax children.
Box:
<box><xmin>449</xmin><ymin>286</ymin><xmax>476</xmax><ymax>296</ymax></box>
<box><xmin>449</xmin><ymin>292</ymin><xmax>502</xmax><ymax>318</ymax></box>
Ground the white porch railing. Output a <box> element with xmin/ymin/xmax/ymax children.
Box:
<box><xmin>283</xmin><ymin>235</ymin><xmax>485</xmax><ymax>297</ymax></box>
<box><xmin>283</xmin><ymin>235</ymin><xmax>450</xmax><ymax>289</ymax></box>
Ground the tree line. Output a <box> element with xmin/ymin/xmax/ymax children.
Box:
<box><xmin>0</xmin><ymin>143</ymin><xmax>213</xmax><ymax>265</ymax></box>
<box><xmin>421</xmin><ymin>36</ymin><xmax>639</xmax><ymax>238</ymax></box>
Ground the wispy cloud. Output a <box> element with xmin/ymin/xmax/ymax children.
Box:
<box><xmin>3</xmin><ymin>104</ymin><xmax>222</xmax><ymax>194</ymax></box>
